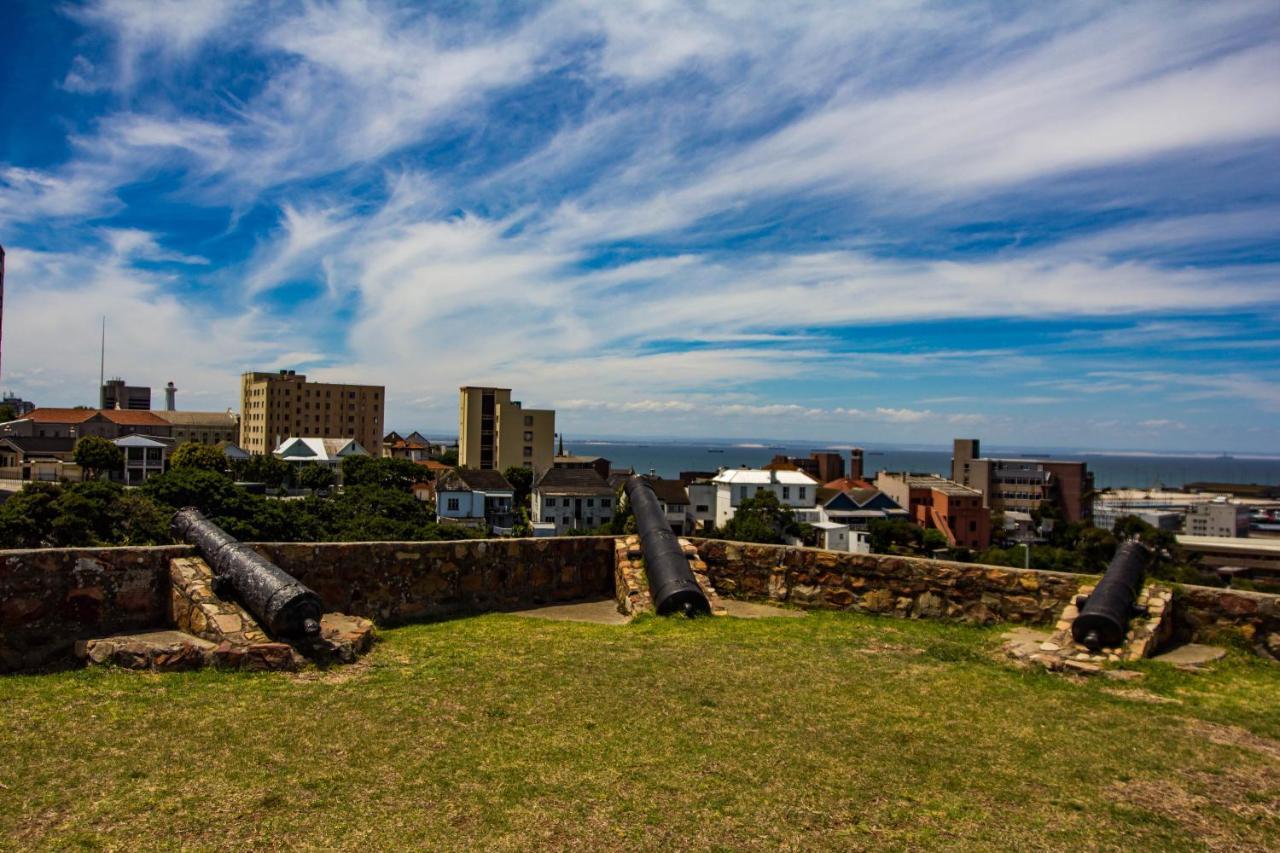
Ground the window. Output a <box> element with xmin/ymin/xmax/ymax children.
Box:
<box><xmin>601</xmin><ymin>498</ymin><xmax>610</xmax><ymax>508</ymax></box>
<box><xmin>546</xmin><ymin>498</ymin><xmax>556</xmax><ymax>508</ymax></box>
<box><xmin>447</xmin><ymin>498</ymin><xmax>459</xmax><ymax>511</ymax></box>
<box><xmin>524</xmin><ymin>431</ymin><xmax>533</xmax><ymax>441</ymax></box>
<box><xmin>524</xmin><ymin>415</ymin><xmax>533</xmax><ymax>426</ymax></box>
<box><xmin>523</xmin><ymin>446</ymin><xmax>532</xmax><ymax>457</ymax></box>
<box><xmin>799</xmin><ymin>487</ymin><xmax>807</xmax><ymax>500</ymax></box>
<box><xmin>783</xmin><ymin>486</ymin><xmax>790</xmax><ymax>499</ymax></box>
<box><xmin>587</xmin><ymin>499</ymin><xmax>595</xmax><ymax>508</ymax></box>
<box><xmin>696</xmin><ymin>504</ymin><xmax>709</xmax><ymax>513</ymax></box>
<box><xmin>739</xmin><ymin>486</ymin><xmax>747</xmax><ymax>501</ymax></box>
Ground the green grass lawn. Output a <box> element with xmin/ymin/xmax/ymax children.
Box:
<box><xmin>1</xmin><ymin>610</ymin><xmax>1278</xmax><ymax>850</ymax></box>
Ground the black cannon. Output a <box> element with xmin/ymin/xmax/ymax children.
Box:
<box><xmin>171</xmin><ymin>508</ymin><xmax>323</xmax><ymax>639</ymax></box>
<box><xmin>1071</xmin><ymin>540</ymin><xmax>1150</xmax><ymax>652</ymax></box>
<box><xmin>624</xmin><ymin>476</ymin><xmax>711</xmax><ymax>617</ymax></box>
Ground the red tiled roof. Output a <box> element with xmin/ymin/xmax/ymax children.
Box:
<box><xmin>23</xmin><ymin>408</ymin><xmax>99</xmax><ymax>424</ymax></box>
<box><xmin>824</xmin><ymin>477</ymin><xmax>873</xmax><ymax>492</ymax></box>
<box><xmin>100</xmin><ymin>410</ymin><xmax>169</xmax><ymax>426</ymax></box>
<box><xmin>23</xmin><ymin>408</ymin><xmax>171</xmax><ymax>427</ymax></box>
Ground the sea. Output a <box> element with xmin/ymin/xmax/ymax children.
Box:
<box><xmin>562</xmin><ymin>440</ymin><xmax>1280</xmax><ymax>490</ymax></box>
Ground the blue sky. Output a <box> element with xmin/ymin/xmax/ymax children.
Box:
<box><xmin>1</xmin><ymin>1</ymin><xmax>1278</xmax><ymax>451</ymax></box>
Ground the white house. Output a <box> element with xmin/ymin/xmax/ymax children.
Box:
<box><xmin>435</xmin><ymin>469</ymin><xmax>516</xmax><ymax>534</ymax></box>
<box><xmin>709</xmin><ymin>468</ymin><xmax>821</xmax><ymax>528</ymax></box>
<box><xmin>273</xmin><ymin>437</ymin><xmax>369</xmax><ymax>473</ymax></box>
<box><xmin>533</xmin><ymin>468</ymin><xmax>615</xmax><ymax>534</ymax></box>
<box><xmin>811</xmin><ymin>520</ymin><xmax>850</xmax><ymax>552</ymax></box>
<box><xmin>112</xmin><ymin>434</ymin><xmax>170</xmax><ymax>485</ymax></box>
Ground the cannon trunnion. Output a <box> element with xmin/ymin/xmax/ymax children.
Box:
<box><xmin>624</xmin><ymin>477</ymin><xmax>711</xmax><ymax>617</ymax></box>
<box><xmin>171</xmin><ymin>508</ymin><xmax>324</xmax><ymax>639</ymax></box>
<box><xmin>1071</xmin><ymin>540</ymin><xmax>1150</xmax><ymax>652</ymax></box>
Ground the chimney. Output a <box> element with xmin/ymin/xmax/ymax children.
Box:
<box><xmin>165</xmin><ymin>381</ymin><xmax>177</xmax><ymax>411</ymax></box>
<box><xmin>850</xmin><ymin>447</ymin><xmax>864</xmax><ymax>482</ymax></box>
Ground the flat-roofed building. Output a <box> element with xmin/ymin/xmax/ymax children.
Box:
<box><xmin>101</xmin><ymin>378</ymin><xmax>151</xmax><ymax>411</ymax></box>
<box><xmin>952</xmin><ymin>438</ymin><xmax>1093</xmax><ymax>524</ymax></box>
<box><xmin>240</xmin><ymin>370</ymin><xmax>384</xmax><ymax>456</ymax></box>
<box><xmin>1185</xmin><ymin>500</ymin><xmax>1250</xmax><ymax>538</ymax></box>
<box><xmin>152</xmin><ymin>410</ymin><xmax>239</xmax><ymax>446</ymax></box>
<box><xmin>458</xmin><ymin>386</ymin><xmax>554</xmax><ymax>475</ymax></box>
<box><xmin>877</xmin><ymin>471</ymin><xmax>990</xmax><ymax>550</ymax></box>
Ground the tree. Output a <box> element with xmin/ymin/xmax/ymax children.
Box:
<box><xmin>722</xmin><ymin>490</ymin><xmax>805</xmax><ymax>545</ymax></box>
<box><xmin>340</xmin><ymin>456</ymin><xmax>428</xmax><ymax>491</ymax></box>
<box><xmin>229</xmin><ymin>453</ymin><xmax>291</xmax><ymax>487</ymax></box>
<box><xmin>73</xmin><ymin>436</ymin><xmax>123</xmax><ymax>480</ymax></box>
<box><xmin>502</xmin><ymin>466</ymin><xmax>534</xmax><ymax>508</ymax></box>
<box><xmin>437</xmin><ymin>448</ymin><xmax>458</xmax><ymax>466</ymax></box>
<box><xmin>922</xmin><ymin>528</ymin><xmax>949</xmax><ymax>552</ymax></box>
<box><xmin>169</xmin><ymin>442</ymin><xmax>228</xmax><ymax>473</ymax></box>
<box><xmin>0</xmin><ymin>403</ymin><xmax>16</xmax><ymax>423</ymax></box>
<box><xmin>296</xmin><ymin>462</ymin><xmax>335</xmax><ymax>492</ymax></box>
<box><xmin>867</xmin><ymin>518</ymin><xmax>925</xmax><ymax>555</ymax></box>
<box><xmin>0</xmin><ymin>482</ymin><xmax>62</xmax><ymax>547</ymax></box>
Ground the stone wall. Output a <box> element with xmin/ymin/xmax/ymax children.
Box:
<box><xmin>0</xmin><ymin>545</ymin><xmax>192</xmax><ymax>671</ymax></box>
<box><xmin>690</xmin><ymin>538</ymin><xmax>1280</xmax><ymax>656</ymax></box>
<box><xmin>249</xmin><ymin>537</ymin><xmax>617</xmax><ymax>625</ymax></box>
<box><xmin>690</xmin><ymin>539</ymin><xmax>1080</xmax><ymax>624</ymax></box>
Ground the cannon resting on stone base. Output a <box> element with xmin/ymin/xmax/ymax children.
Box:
<box><xmin>1071</xmin><ymin>540</ymin><xmax>1151</xmax><ymax>652</ymax></box>
<box><xmin>171</xmin><ymin>508</ymin><xmax>323</xmax><ymax>640</ymax></box>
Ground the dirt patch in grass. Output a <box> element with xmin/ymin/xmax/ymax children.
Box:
<box><xmin>1188</xmin><ymin>720</ymin><xmax>1280</xmax><ymax>762</ymax></box>
<box><xmin>1101</xmin><ymin>687</ymin><xmax>1182</xmax><ymax>704</ymax></box>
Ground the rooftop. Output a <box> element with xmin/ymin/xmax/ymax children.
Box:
<box><xmin>440</xmin><ymin>469</ymin><xmax>514</xmax><ymax>492</ymax></box>
<box><xmin>535</xmin><ymin>467</ymin><xmax>614</xmax><ymax>494</ymax></box>
<box><xmin>712</xmin><ymin>468</ymin><xmax>819</xmax><ymax>486</ymax></box>
<box><xmin>881</xmin><ymin>471</ymin><xmax>982</xmax><ymax>497</ymax></box>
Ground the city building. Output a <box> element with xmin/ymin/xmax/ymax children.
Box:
<box><xmin>877</xmin><ymin>471</ymin><xmax>990</xmax><ymax>550</ymax></box>
<box><xmin>1176</xmin><ymin>535</ymin><xmax>1280</xmax><ymax>588</ymax></box>
<box><xmin>272</xmin><ymin>436</ymin><xmax>370</xmax><ymax>472</ymax></box>
<box><xmin>686</xmin><ymin>480</ymin><xmax>717</xmax><ymax>532</ymax></box>
<box><xmin>383</xmin><ymin>431</ymin><xmax>433</xmax><ymax>462</ymax></box>
<box><xmin>240</xmin><ymin>370</ymin><xmax>384</xmax><ymax>456</ymax></box>
<box><xmin>435</xmin><ymin>469</ymin><xmax>516</xmax><ymax>534</ymax></box>
<box><xmin>152</xmin><ymin>410</ymin><xmax>240</xmax><ymax>446</ymax></box>
<box><xmin>101</xmin><ymin>378</ymin><xmax>151</xmax><ymax>411</ymax></box>
<box><xmin>811</xmin><ymin>520</ymin><xmax>852</xmax><ymax>552</ymax></box>
<box><xmin>1091</xmin><ymin>506</ymin><xmax>1182</xmax><ymax>534</ymax></box>
<box><xmin>532</xmin><ymin>468</ymin><xmax>614</xmax><ymax>534</ymax></box>
<box><xmin>1</xmin><ymin>393</ymin><xmax>35</xmax><ymax>417</ymax></box>
<box><xmin>0</xmin><ymin>436</ymin><xmax>79</xmax><ymax>481</ymax></box>
<box><xmin>113</xmin><ymin>434</ymin><xmax>170</xmax><ymax>485</ymax></box>
<box><xmin>0</xmin><ymin>408</ymin><xmax>171</xmax><ymax>441</ymax></box>
<box><xmin>1185</xmin><ymin>499</ymin><xmax>1250</xmax><ymax>538</ymax></box>
<box><xmin>765</xmin><ymin>451</ymin><xmax>845</xmax><ymax>484</ymax></box>
<box><xmin>630</xmin><ymin>477</ymin><xmax>690</xmax><ymax>534</ymax></box>
<box><xmin>708</xmin><ymin>468</ymin><xmax>821</xmax><ymax>528</ymax></box>
<box><xmin>457</xmin><ymin>386</ymin><xmax>555</xmax><ymax>475</ymax></box>
<box><xmin>952</xmin><ymin>438</ymin><xmax>1094</xmax><ymax>524</ymax></box>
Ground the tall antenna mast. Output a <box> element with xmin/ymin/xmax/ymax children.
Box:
<box><xmin>98</xmin><ymin>316</ymin><xmax>105</xmax><ymax>408</ymax></box>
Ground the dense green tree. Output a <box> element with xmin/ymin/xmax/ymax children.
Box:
<box><xmin>867</xmin><ymin>518</ymin><xmax>925</xmax><ymax>555</ymax></box>
<box><xmin>0</xmin><ymin>482</ymin><xmax>62</xmax><ymax>547</ymax></box>
<box><xmin>502</xmin><ymin>466</ymin><xmax>533</xmax><ymax>508</ymax></box>
<box><xmin>0</xmin><ymin>403</ymin><xmax>17</xmax><ymax>423</ymax></box>
<box><xmin>437</xmin><ymin>449</ymin><xmax>458</xmax><ymax>466</ymax></box>
<box><xmin>922</xmin><ymin>528</ymin><xmax>949</xmax><ymax>552</ymax></box>
<box><xmin>73</xmin><ymin>436</ymin><xmax>123</xmax><ymax>479</ymax></box>
<box><xmin>296</xmin><ymin>463</ymin><xmax>336</xmax><ymax>492</ymax></box>
<box><xmin>228</xmin><ymin>453</ymin><xmax>291</xmax><ymax>487</ymax></box>
<box><xmin>722</xmin><ymin>490</ymin><xmax>806</xmax><ymax>545</ymax></box>
<box><xmin>169</xmin><ymin>442</ymin><xmax>228</xmax><ymax>473</ymax></box>
<box><xmin>340</xmin><ymin>456</ymin><xmax>428</xmax><ymax>491</ymax></box>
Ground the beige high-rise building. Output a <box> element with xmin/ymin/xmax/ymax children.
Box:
<box><xmin>458</xmin><ymin>386</ymin><xmax>555</xmax><ymax>475</ymax></box>
<box><xmin>240</xmin><ymin>370</ymin><xmax>385</xmax><ymax>456</ymax></box>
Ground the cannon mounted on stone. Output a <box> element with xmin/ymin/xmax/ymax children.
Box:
<box><xmin>1071</xmin><ymin>540</ymin><xmax>1151</xmax><ymax>652</ymax></box>
<box><xmin>171</xmin><ymin>508</ymin><xmax>323</xmax><ymax>640</ymax></box>
<box><xmin>624</xmin><ymin>476</ymin><xmax>711</xmax><ymax>617</ymax></box>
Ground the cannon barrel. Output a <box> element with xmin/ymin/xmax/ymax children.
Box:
<box><xmin>171</xmin><ymin>508</ymin><xmax>323</xmax><ymax>639</ymax></box>
<box><xmin>1071</xmin><ymin>540</ymin><xmax>1149</xmax><ymax>652</ymax></box>
<box><xmin>624</xmin><ymin>477</ymin><xmax>711</xmax><ymax>617</ymax></box>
